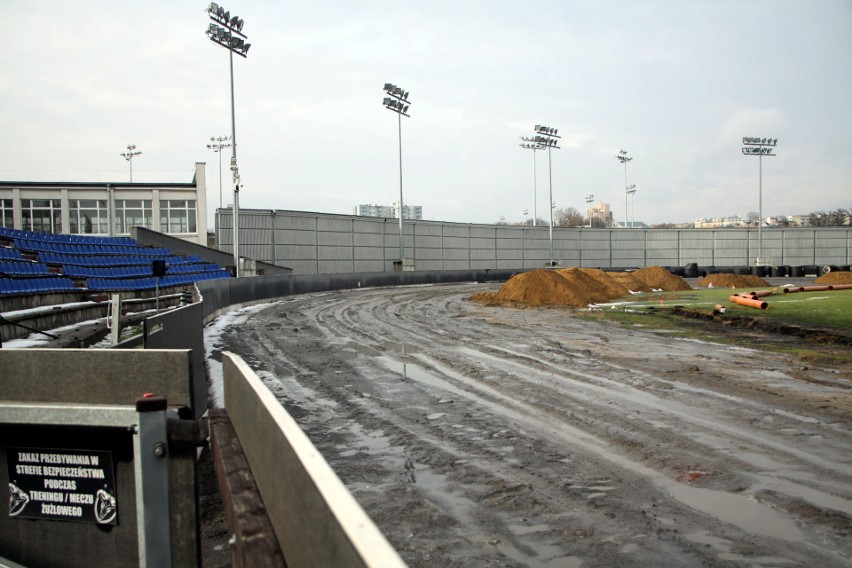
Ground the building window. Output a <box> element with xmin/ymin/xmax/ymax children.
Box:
<box><xmin>160</xmin><ymin>200</ymin><xmax>197</xmax><ymax>234</ymax></box>
<box><xmin>0</xmin><ymin>199</ymin><xmax>12</xmax><ymax>228</ymax></box>
<box><xmin>21</xmin><ymin>199</ymin><xmax>62</xmax><ymax>234</ymax></box>
<box><xmin>70</xmin><ymin>199</ymin><xmax>109</xmax><ymax>234</ymax></box>
<box><xmin>115</xmin><ymin>199</ymin><xmax>153</xmax><ymax>234</ymax></box>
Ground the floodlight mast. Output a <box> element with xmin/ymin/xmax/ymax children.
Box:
<box><xmin>382</xmin><ymin>83</ymin><xmax>411</xmax><ymax>265</ymax></box>
<box><xmin>585</xmin><ymin>194</ymin><xmax>594</xmax><ymax>227</ymax></box>
<box><xmin>533</xmin><ymin>125</ymin><xmax>560</xmax><ymax>265</ymax></box>
<box><xmin>741</xmin><ymin>137</ymin><xmax>778</xmax><ymax>266</ymax></box>
<box><xmin>519</xmin><ymin>139</ymin><xmax>545</xmax><ymax>226</ymax></box>
<box><xmin>206</xmin><ymin>2</ymin><xmax>250</xmax><ymax>276</ymax></box>
<box><xmin>615</xmin><ymin>149</ymin><xmax>633</xmax><ymax>228</ymax></box>
<box><xmin>120</xmin><ymin>144</ymin><xmax>142</xmax><ymax>182</ymax></box>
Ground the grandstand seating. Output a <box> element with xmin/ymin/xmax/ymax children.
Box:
<box><xmin>0</xmin><ymin>247</ymin><xmax>22</xmax><ymax>260</ymax></box>
<box><xmin>0</xmin><ymin>227</ymin><xmax>230</xmax><ymax>296</ymax></box>
<box><xmin>0</xmin><ymin>260</ymin><xmax>51</xmax><ymax>277</ymax></box>
<box><xmin>0</xmin><ymin>276</ymin><xmax>77</xmax><ymax>295</ymax></box>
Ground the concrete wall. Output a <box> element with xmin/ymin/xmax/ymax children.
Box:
<box><xmin>216</xmin><ymin>209</ymin><xmax>852</xmax><ymax>274</ymax></box>
<box><xmin>197</xmin><ymin>268</ymin><xmax>519</xmax><ymax>323</ymax></box>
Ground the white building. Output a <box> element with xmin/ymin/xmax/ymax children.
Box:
<box><xmin>355</xmin><ymin>203</ymin><xmax>423</xmax><ymax>220</ymax></box>
<box><xmin>0</xmin><ymin>163</ymin><xmax>208</xmax><ymax>245</ymax></box>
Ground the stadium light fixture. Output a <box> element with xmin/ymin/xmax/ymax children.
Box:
<box><xmin>383</xmin><ymin>83</ymin><xmax>412</xmax><ymax>265</ymax></box>
<box><xmin>206</xmin><ymin>3</ymin><xmax>250</xmax><ymax>275</ymax></box>
<box><xmin>741</xmin><ymin>136</ymin><xmax>778</xmax><ymax>266</ymax></box>
<box><xmin>120</xmin><ymin>144</ymin><xmax>142</xmax><ymax>182</ymax></box>
<box><xmin>533</xmin><ymin>125</ymin><xmax>560</xmax><ymax>265</ymax></box>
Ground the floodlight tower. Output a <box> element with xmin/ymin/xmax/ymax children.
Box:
<box><xmin>615</xmin><ymin>149</ymin><xmax>633</xmax><ymax>228</ymax></box>
<box><xmin>519</xmin><ymin>139</ymin><xmax>545</xmax><ymax>226</ymax></box>
<box><xmin>585</xmin><ymin>194</ymin><xmax>594</xmax><ymax>227</ymax></box>
<box><xmin>533</xmin><ymin>125</ymin><xmax>560</xmax><ymax>265</ymax></box>
<box><xmin>741</xmin><ymin>137</ymin><xmax>778</xmax><ymax>266</ymax></box>
<box><xmin>207</xmin><ymin>135</ymin><xmax>232</xmax><ymax>209</ymax></box>
<box><xmin>120</xmin><ymin>144</ymin><xmax>142</xmax><ymax>182</ymax></box>
<box><xmin>382</xmin><ymin>83</ymin><xmax>411</xmax><ymax>265</ymax></box>
<box><xmin>206</xmin><ymin>2</ymin><xmax>251</xmax><ymax>276</ymax></box>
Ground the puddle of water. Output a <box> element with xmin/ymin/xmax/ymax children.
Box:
<box><xmin>668</xmin><ymin>485</ymin><xmax>802</xmax><ymax>541</ymax></box>
<box><xmin>496</xmin><ymin>543</ymin><xmax>584</xmax><ymax>568</ymax></box>
<box><xmin>509</xmin><ymin>523</ymin><xmax>552</xmax><ymax>536</ymax></box>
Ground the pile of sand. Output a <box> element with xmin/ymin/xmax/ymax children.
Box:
<box><xmin>470</xmin><ymin>266</ymin><xmax>691</xmax><ymax>308</ymax></box>
<box><xmin>696</xmin><ymin>273</ymin><xmax>771</xmax><ymax>289</ymax></box>
<box><xmin>814</xmin><ymin>270</ymin><xmax>852</xmax><ymax>285</ymax></box>
<box><xmin>631</xmin><ymin>266</ymin><xmax>693</xmax><ymax>291</ymax></box>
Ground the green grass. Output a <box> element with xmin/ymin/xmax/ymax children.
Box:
<box><xmin>588</xmin><ymin>287</ymin><xmax>852</xmax><ymax>332</ymax></box>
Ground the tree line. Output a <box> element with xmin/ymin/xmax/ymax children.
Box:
<box><xmin>807</xmin><ymin>208</ymin><xmax>850</xmax><ymax>227</ymax></box>
<box><xmin>497</xmin><ymin>207</ymin><xmax>850</xmax><ymax>228</ymax></box>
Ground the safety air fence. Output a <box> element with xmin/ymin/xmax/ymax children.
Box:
<box><xmin>216</xmin><ymin>209</ymin><xmax>852</xmax><ymax>275</ymax></box>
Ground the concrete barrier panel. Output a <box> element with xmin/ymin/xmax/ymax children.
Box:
<box><xmin>222</xmin><ymin>352</ymin><xmax>406</xmax><ymax>568</ymax></box>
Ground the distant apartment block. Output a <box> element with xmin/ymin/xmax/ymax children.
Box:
<box><xmin>588</xmin><ymin>202</ymin><xmax>613</xmax><ymax>227</ymax></box>
<box><xmin>354</xmin><ymin>203</ymin><xmax>423</xmax><ymax>220</ymax></box>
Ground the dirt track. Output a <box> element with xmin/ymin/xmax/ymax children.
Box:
<box><xmin>206</xmin><ymin>282</ymin><xmax>852</xmax><ymax>567</ymax></box>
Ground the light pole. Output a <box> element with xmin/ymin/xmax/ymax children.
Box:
<box><xmin>585</xmin><ymin>194</ymin><xmax>594</xmax><ymax>227</ymax></box>
<box><xmin>616</xmin><ymin>149</ymin><xmax>632</xmax><ymax>228</ymax></box>
<box><xmin>519</xmin><ymin>140</ymin><xmax>544</xmax><ymax>226</ymax></box>
<box><xmin>382</xmin><ymin>83</ymin><xmax>411</xmax><ymax>265</ymax></box>
<box><xmin>627</xmin><ymin>187</ymin><xmax>637</xmax><ymax>228</ymax></box>
<box><xmin>120</xmin><ymin>144</ymin><xmax>142</xmax><ymax>182</ymax></box>
<box><xmin>206</xmin><ymin>2</ymin><xmax>251</xmax><ymax>276</ymax></box>
<box><xmin>742</xmin><ymin>137</ymin><xmax>778</xmax><ymax>266</ymax></box>
<box><xmin>533</xmin><ymin>125</ymin><xmax>560</xmax><ymax>266</ymax></box>
<box><xmin>207</xmin><ymin>135</ymin><xmax>232</xmax><ymax>210</ymax></box>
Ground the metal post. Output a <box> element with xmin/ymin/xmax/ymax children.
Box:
<box><xmin>134</xmin><ymin>396</ymin><xmax>172</xmax><ymax>568</ymax></box>
<box><xmin>229</xmin><ymin>50</ymin><xmax>240</xmax><ymax>276</ymax></box>
<box><xmin>547</xmin><ymin>144</ymin><xmax>553</xmax><ymax>264</ymax></box>
<box><xmin>398</xmin><ymin>110</ymin><xmax>404</xmax><ymax>262</ymax></box>
<box><xmin>624</xmin><ymin>161</ymin><xmax>628</xmax><ymax>229</ymax></box>
<box><xmin>533</xmin><ymin>149</ymin><xmax>538</xmax><ymax>226</ymax></box>
<box><xmin>758</xmin><ymin>152</ymin><xmax>763</xmax><ymax>264</ymax></box>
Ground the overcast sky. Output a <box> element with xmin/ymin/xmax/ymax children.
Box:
<box><xmin>2</xmin><ymin>1</ymin><xmax>850</xmax><ymax>226</ymax></box>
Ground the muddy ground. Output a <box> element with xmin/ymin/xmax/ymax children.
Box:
<box><xmin>206</xmin><ymin>281</ymin><xmax>852</xmax><ymax>567</ymax></box>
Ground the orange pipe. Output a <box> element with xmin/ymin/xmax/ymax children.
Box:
<box><xmin>800</xmin><ymin>285</ymin><xmax>832</xmax><ymax>292</ymax></box>
<box><xmin>830</xmin><ymin>284</ymin><xmax>852</xmax><ymax>290</ymax></box>
<box><xmin>750</xmin><ymin>289</ymin><xmax>774</xmax><ymax>297</ymax></box>
<box><xmin>729</xmin><ymin>295</ymin><xmax>768</xmax><ymax>309</ymax></box>
<box><xmin>782</xmin><ymin>287</ymin><xmax>804</xmax><ymax>294</ymax></box>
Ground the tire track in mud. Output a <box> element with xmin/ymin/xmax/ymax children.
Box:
<box><xmin>211</xmin><ymin>283</ymin><xmax>852</xmax><ymax>567</ymax></box>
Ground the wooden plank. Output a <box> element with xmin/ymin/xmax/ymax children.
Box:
<box><xmin>209</xmin><ymin>409</ymin><xmax>286</xmax><ymax>568</ymax></box>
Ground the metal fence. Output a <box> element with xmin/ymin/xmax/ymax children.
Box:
<box><xmin>216</xmin><ymin>209</ymin><xmax>851</xmax><ymax>274</ymax></box>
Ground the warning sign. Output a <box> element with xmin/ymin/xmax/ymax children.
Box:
<box><xmin>6</xmin><ymin>447</ymin><xmax>118</xmax><ymax>525</ymax></box>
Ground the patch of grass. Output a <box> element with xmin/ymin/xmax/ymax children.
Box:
<box><xmin>583</xmin><ymin>288</ymin><xmax>852</xmax><ymax>364</ymax></box>
<box><xmin>596</xmin><ymin>288</ymin><xmax>852</xmax><ymax>332</ymax></box>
